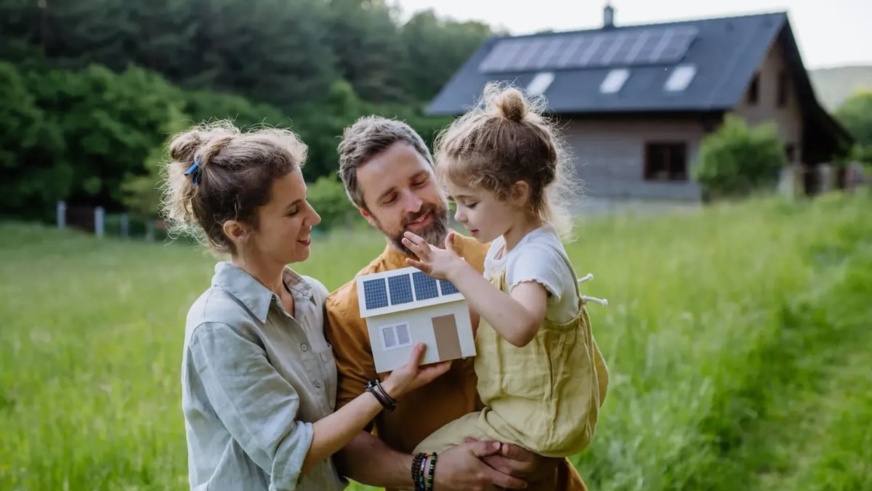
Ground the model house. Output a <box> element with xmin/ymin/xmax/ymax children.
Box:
<box><xmin>357</xmin><ymin>266</ymin><xmax>476</xmax><ymax>373</ymax></box>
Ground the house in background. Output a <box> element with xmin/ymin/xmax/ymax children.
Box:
<box><xmin>427</xmin><ymin>6</ymin><xmax>853</xmax><ymax>208</ymax></box>
<box><xmin>357</xmin><ymin>266</ymin><xmax>476</xmax><ymax>373</ymax></box>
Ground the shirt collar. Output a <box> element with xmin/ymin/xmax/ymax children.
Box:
<box><xmin>211</xmin><ymin>261</ymin><xmax>312</xmax><ymax>323</ymax></box>
<box><xmin>380</xmin><ymin>242</ymin><xmax>413</xmax><ymax>269</ymax></box>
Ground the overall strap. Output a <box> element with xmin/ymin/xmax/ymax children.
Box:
<box><xmin>548</xmin><ymin>240</ymin><xmax>609</xmax><ymax>309</ymax></box>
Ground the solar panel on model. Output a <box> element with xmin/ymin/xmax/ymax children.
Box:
<box><xmin>365</xmin><ymin>270</ymin><xmax>462</xmax><ymax>310</ymax></box>
<box><xmin>362</xmin><ymin>278</ymin><xmax>388</xmax><ymax>310</ymax></box>
<box><xmin>439</xmin><ymin>280</ymin><xmax>460</xmax><ymax>295</ymax></box>
<box><xmin>388</xmin><ymin>274</ymin><xmax>414</xmax><ymax>305</ymax></box>
<box><xmin>412</xmin><ymin>272</ymin><xmax>440</xmax><ymax>300</ymax></box>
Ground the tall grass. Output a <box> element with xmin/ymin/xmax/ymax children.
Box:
<box><xmin>1</xmin><ymin>191</ymin><xmax>870</xmax><ymax>490</ymax></box>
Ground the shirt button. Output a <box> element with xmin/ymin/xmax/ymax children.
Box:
<box><xmin>314</xmin><ymin>381</ymin><xmax>322</xmax><ymax>389</ymax></box>
<box><xmin>301</xmin><ymin>343</ymin><xmax>309</xmax><ymax>352</ymax></box>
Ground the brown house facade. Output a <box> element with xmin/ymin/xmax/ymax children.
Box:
<box><xmin>426</xmin><ymin>7</ymin><xmax>852</xmax><ymax>205</ymax></box>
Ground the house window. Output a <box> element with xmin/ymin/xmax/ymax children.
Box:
<box><xmin>777</xmin><ymin>70</ymin><xmax>789</xmax><ymax>107</ymax></box>
<box><xmin>747</xmin><ymin>73</ymin><xmax>760</xmax><ymax>105</ymax></box>
<box><xmin>644</xmin><ymin>142</ymin><xmax>688</xmax><ymax>181</ymax></box>
<box><xmin>380</xmin><ymin>323</ymin><xmax>412</xmax><ymax>350</ymax></box>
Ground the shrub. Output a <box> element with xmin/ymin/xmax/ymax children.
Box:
<box><xmin>835</xmin><ymin>91</ymin><xmax>872</xmax><ymax>165</ymax></box>
<box><xmin>693</xmin><ymin>115</ymin><xmax>787</xmax><ymax>200</ymax></box>
<box><xmin>306</xmin><ymin>175</ymin><xmax>362</xmax><ymax>231</ymax></box>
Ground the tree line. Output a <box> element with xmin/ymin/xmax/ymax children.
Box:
<box><xmin>0</xmin><ymin>0</ymin><xmax>495</xmax><ymax>222</ymax></box>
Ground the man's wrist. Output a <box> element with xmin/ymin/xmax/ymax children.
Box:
<box><xmin>398</xmin><ymin>452</ymin><xmax>417</xmax><ymax>488</ymax></box>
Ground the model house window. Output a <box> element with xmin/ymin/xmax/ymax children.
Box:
<box><xmin>381</xmin><ymin>323</ymin><xmax>412</xmax><ymax>350</ymax></box>
<box><xmin>777</xmin><ymin>70</ymin><xmax>789</xmax><ymax>107</ymax></box>
<box><xmin>644</xmin><ymin>142</ymin><xmax>688</xmax><ymax>181</ymax></box>
<box><xmin>747</xmin><ymin>74</ymin><xmax>759</xmax><ymax>105</ymax></box>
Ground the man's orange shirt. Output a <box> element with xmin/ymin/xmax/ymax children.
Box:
<box><xmin>324</xmin><ymin>234</ymin><xmax>587</xmax><ymax>491</ymax></box>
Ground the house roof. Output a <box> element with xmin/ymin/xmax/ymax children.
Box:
<box><xmin>427</xmin><ymin>11</ymin><xmax>818</xmax><ymax>116</ymax></box>
<box><xmin>357</xmin><ymin>267</ymin><xmax>465</xmax><ymax>318</ymax></box>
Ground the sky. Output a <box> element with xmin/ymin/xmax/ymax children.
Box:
<box><xmin>393</xmin><ymin>0</ymin><xmax>872</xmax><ymax>69</ymax></box>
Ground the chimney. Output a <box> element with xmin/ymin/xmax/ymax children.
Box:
<box><xmin>603</xmin><ymin>3</ymin><xmax>615</xmax><ymax>29</ymax></box>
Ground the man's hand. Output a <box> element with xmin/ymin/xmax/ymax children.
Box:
<box><xmin>434</xmin><ymin>440</ymin><xmax>529</xmax><ymax>491</ymax></box>
<box><xmin>466</xmin><ymin>438</ymin><xmax>560</xmax><ymax>484</ymax></box>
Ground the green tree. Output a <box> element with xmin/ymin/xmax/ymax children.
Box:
<box><xmin>24</xmin><ymin>63</ymin><xmax>185</xmax><ymax>208</ymax></box>
<box><xmin>0</xmin><ymin>0</ymin><xmax>496</xmax><ymax>112</ymax></box>
<box><xmin>296</xmin><ymin>79</ymin><xmax>367</xmax><ymax>182</ymax></box>
<box><xmin>0</xmin><ymin>0</ymin><xmax>337</xmax><ymax>111</ymax></box>
<box><xmin>0</xmin><ymin>0</ymin><xmax>505</xmax><ymax>222</ymax></box>
<box><xmin>0</xmin><ymin>0</ymin><xmax>131</xmax><ymax>70</ymax></box>
<box><xmin>0</xmin><ymin>61</ymin><xmax>66</xmax><ymax>218</ymax></box>
<box><xmin>400</xmin><ymin>9</ymin><xmax>493</xmax><ymax>102</ymax></box>
<box><xmin>120</xmin><ymin>87</ymin><xmax>311</xmax><ymax>219</ymax></box>
<box><xmin>305</xmin><ymin>175</ymin><xmax>361</xmax><ymax>230</ymax></box>
<box><xmin>182</xmin><ymin>88</ymin><xmax>294</xmax><ymax>130</ymax></box>
<box><xmin>122</xmin><ymin>0</ymin><xmax>199</xmax><ymax>79</ymax></box>
<box><xmin>120</xmin><ymin>104</ymin><xmax>189</xmax><ymax>219</ymax></box>
<box><xmin>835</xmin><ymin>91</ymin><xmax>872</xmax><ymax>164</ymax></box>
<box><xmin>693</xmin><ymin>115</ymin><xmax>787</xmax><ymax>200</ymax></box>
<box><xmin>324</xmin><ymin>0</ymin><xmax>411</xmax><ymax>104</ymax></box>
<box><xmin>183</xmin><ymin>0</ymin><xmax>335</xmax><ymax>110</ymax></box>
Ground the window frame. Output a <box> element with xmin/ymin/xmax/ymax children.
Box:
<box><xmin>643</xmin><ymin>142</ymin><xmax>689</xmax><ymax>182</ymax></box>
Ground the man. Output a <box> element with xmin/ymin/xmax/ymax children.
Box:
<box><xmin>324</xmin><ymin>115</ymin><xmax>589</xmax><ymax>491</ymax></box>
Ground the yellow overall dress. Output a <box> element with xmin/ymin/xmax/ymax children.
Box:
<box><xmin>414</xmin><ymin>244</ymin><xmax>610</xmax><ymax>484</ymax></box>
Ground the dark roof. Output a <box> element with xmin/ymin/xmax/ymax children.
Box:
<box><xmin>427</xmin><ymin>11</ymin><xmax>804</xmax><ymax>116</ymax></box>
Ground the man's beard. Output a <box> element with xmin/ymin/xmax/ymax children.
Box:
<box><xmin>376</xmin><ymin>203</ymin><xmax>449</xmax><ymax>257</ymax></box>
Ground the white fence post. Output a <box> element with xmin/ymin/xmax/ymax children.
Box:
<box><xmin>57</xmin><ymin>201</ymin><xmax>67</xmax><ymax>229</ymax></box>
<box><xmin>95</xmin><ymin>207</ymin><xmax>105</xmax><ymax>238</ymax></box>
<box><xmin>145</xmin><ymin>219</ymin><xmax>155</xmax><ymax>242</ymax></box>
<box><xmin>120</xmin><ymin>212</ymin><xmax>130</xmax><ymax>238</ymax></box>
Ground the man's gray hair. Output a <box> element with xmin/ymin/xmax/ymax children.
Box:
<box><xmin>336</xmin><ymin>116</ymin><xmax>434</xmax><ymax>210</ymax></box>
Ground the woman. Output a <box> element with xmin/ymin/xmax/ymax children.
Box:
<box><xmin>160</xmin><ymin>121</ymin><xmax>449</xmax><ymax>491</ymax></box>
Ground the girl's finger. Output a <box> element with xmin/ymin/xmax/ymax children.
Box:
<box><xmin>405</xmin><ymin>258</ymin><xmax>431</xmax><ymax>273</ymax></box>
<box><xmin>401</xmin><ymin>239</ymin><xmax>422</xmax><ymax>256</ymax></box>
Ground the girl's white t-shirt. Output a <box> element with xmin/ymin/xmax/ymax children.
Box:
<box><xmin>483</xmin><ymin>224</ymin><xmax>580</xmax><ymax>324</ymax></box>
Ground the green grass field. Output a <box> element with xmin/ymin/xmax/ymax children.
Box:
<box><xmin>2</xmin><ymin>191</ymin><xmax>871</xmax><ymax>491</ymax></box>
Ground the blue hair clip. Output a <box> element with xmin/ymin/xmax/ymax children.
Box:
<box><xmin>184</xmin><ymin>158</ymin><xmax>202</xmax><ymax>185</ymax></box>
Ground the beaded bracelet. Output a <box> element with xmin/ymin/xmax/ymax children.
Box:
<box><xmin>421</xmin><ymin>454</ymin><xmax>430</xmax><ymax>490</ymax></box>
<box><xmin>425</xmin><ymin>452</ymin><xmax>438</xmax><ymax>491</ymax></box>
<box><xmin>411</xmin><ymin>452</ymin><xmax>428</xmax><ymax>490</ymax></box>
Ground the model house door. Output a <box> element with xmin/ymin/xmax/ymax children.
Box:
<box><xmin>432</xmin><ymin>314</ymin><xmax>462</xmax><ymax>360</ymax></box>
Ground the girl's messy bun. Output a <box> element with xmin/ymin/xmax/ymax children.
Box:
<box><xmin>492</xmin><ymin>86</ymin><xmax>529</xmax><ymax>122</ymax></box>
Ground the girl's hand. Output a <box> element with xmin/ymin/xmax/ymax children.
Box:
<box><xmin>402</xmin><ymin>231</ymin><xmax>466</xmax><ymax>281</ymax></box>
<box><xmin>382</xmin><ymin>343</ymin><xmax>451</xmax><ymax>399</ymax></box>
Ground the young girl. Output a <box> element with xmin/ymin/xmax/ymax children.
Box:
<box><xmin>161</xmin><ymin>121</ymin><xmax>449</xmax><ymax>491</ymax></box>
<box><xmin>402</xmin><ymin>83</ymin><xmax>610</xmax><ymax>489</ymax></box>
